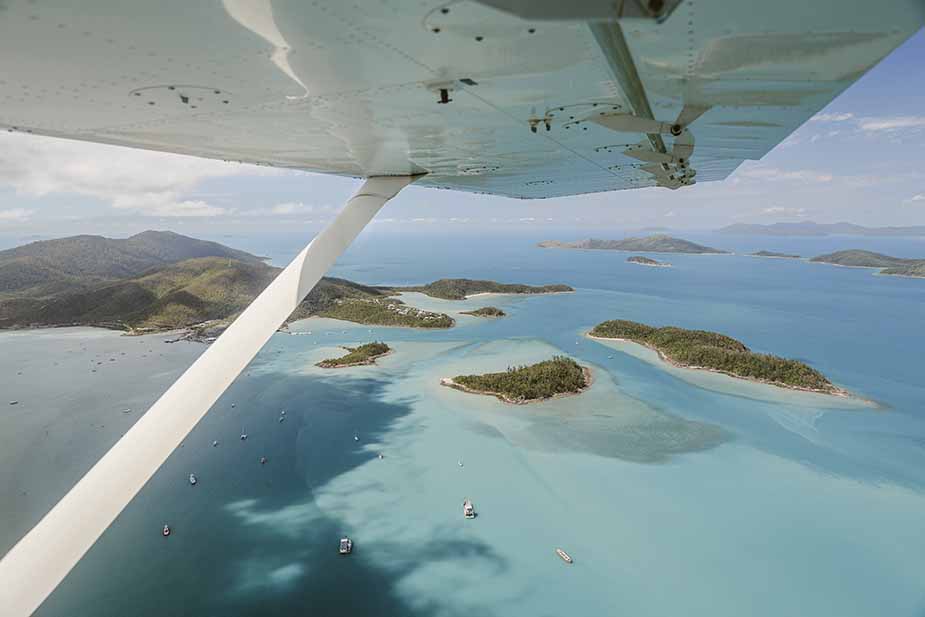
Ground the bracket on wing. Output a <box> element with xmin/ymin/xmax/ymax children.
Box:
<box><xmin>591</xmin><ymin>105</ymin><xmax>707</xmax><ymax>190</ymax></box>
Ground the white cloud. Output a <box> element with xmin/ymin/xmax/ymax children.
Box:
<box><xmin>903</xmin><ymin>194</ymin><xmax>925</xmax><ymax>204</ymax></box>
<box><xmin>811</xmin><ymin>112</ymin><xmax>854</xmax><ymax>122</ymax></box>
<box><xmin>519</xmin><ymin>217</ymin><xmax>536</xmax><ymax>222</ymax></box>
<box><xmin>761</xmin><ymin>207</ymin><xmax>806</xmax><ymax>216</ymax></box>
<box><xmin>738</xmin><ymin>167</ymin><xmax>833</xmax><ymax>183</ymax></box>
<box><xmin>0</xmin><ymin>132</ymin><xmax>283</xmax><ymax>217</ymax></box>
<box><xmin>858</xmin><ymin>116</ymin><xmax>925</xmax><ymax>132</ymax></box>
<box><xmin>0</xmin><ymin>208</ymin><xmax>35</xmax><ymax>222</ymax></box>
<box><xmin>270</xmin><ymin>202</ymin><xmax>313</xmax><ymax>215</ymax></box>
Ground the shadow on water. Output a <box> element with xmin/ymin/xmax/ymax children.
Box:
<box><xmin>39</xmin><ymin>369</ymin><xmax>502</xmax><ymax>617</ymax></box>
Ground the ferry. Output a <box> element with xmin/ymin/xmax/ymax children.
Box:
<box><xmin>189</xmin><ymin>473</ymin><xmax>197</xmax><ymax>485</ymax></box>
<box><xmin>162</xmin><ymin>525</ymin><xmax>171</xmax><ymax>537</ymax></box>
<box><xmin>556</xmin><ymin>548</ymin><xmax>573</xmax><ymax>564</ymax></box>
<box><xmin>339</xmin><ymin>537</ymin><xmax>353</xmax><ymax>555</ymax></box>
<box><xmin>463</xmin><ymin>499</ymin><xmax>475</xmax><ymax>519</ymax></box>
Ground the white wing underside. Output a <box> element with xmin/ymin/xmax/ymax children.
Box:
<box><xmin>0</xmin><ymin>1</ymin><xmax>922</xmax><ymax>198</ymax></box>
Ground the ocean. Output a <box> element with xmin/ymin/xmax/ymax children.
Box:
<box><xmin>2</xmin><ymin>230</ymin><xmax>925</xmax><ymax>616</ymax></box>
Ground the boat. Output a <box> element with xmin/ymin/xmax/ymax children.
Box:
<box><xmin>278</xmin><ymin>416</ymin><xmax>285</xmax><ymax>423</ymax></box>
<box><xmin>162</xmin><ymin>525</ymin><xmax>171</xmax><ymax>537</ymax></box>
<box><xmin>339</xmin><ymin>537</ymin><xmax>353</xmax><ymax>555</ymax></box>
<box><xmin>231</xmin><ymin>403</ymin><xmax>236</xmax><ymax>408</ymax></box>
<box><xmin>212</xmin><ymin>440</ymin><xmax>219</xmax><ymax>447</ymax></box>
<box><xmin>240</xmin><ymin>430</ymin><xmax>247</xmax><ymax>440</ymax></box>
<box><xmin>353</xmin><ymin>435</ymin><xmax>359</xmax><ymax>442</ymax></box>
<box><xmin>463</xmin><ymin>499</ymin><xmax>475</xmax><ymax>519</ymax></box>
<box><xmin>259</xmin><ymin>456</ymin><xmax>267</xmax><ymax>464</ymax></box>
<box><xmin>377</xmin><ymin>453</ymin><xmax>384</xmax><ymax>460</ymax></box>
<box><xmin>556</xmin><ymin>548</ymin><xmax>573</xmax><ymax>564</ymax></box>
<box><xmin>189</xmin><ymin>473</ymin><xmax>197</xmax><ymax>485</ymax></box>
<box><xmin>458</xmin><ymin>460</ymin><xmax>464</xmax><ymax>467</ymax></box>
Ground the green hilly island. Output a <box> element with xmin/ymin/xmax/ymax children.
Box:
<box><xmin>538</xmin><ymin>235</ymin><xmax>728</xmax><ymax>254</ymax></box>
<box><xmin>0</xmin><ymin>232</ymin><xmax>571</xmax><ymax>334</ymax></box>
<box><xmin>443</xmin><ymin>356</ymin><xmax>590</xmax><ymax>404</ymax></box>
<box><xmin>810</xmin><ymin>250</ymin><xmax>925</xmax><ymax>277</ymax></box>
<box><xmin>317</xmin><ymin>342</ymin><xmax>391</xmax><ymax>368</ymax></box>
<box><xmin>589</xmin><ymin>319</ymin><xmax>843</xmax><ymax>395</ymax></box>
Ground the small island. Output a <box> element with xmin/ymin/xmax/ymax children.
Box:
<box><xmin>588</xmin><ymin>319</ymin><xmax>845</xmax><ymax>395</ymax></box>
<box><xmin>627</xmin><ymin>256</ymin><xmax>671</xmax><ymax>267</ymax></box>
<box><xmin>750</xmin><ymin>250</ymin><xmax>801</xmax><ymax>259</ymax></box>
<box><xmin>316</xmin><ymin>298</ymin><xmax>454</xmax><ymax>328</ymax></box>
<box><xmin>441</xmin><ymin>356</ymin><xmax>591</xmax><ymax>404</ymax></box>
<box><xmin>538</xmin><ymin>235</ymin><xmax>728</xmax><ymax>254</ymax></box>
<box><xmin>394</xmin><ymin>278</ymin><xmax>572</xmax><ymax>300</ymax></box>
<box><xmin>810</xmin><ymin>250</ymin><xmax>925</xmax><ymax>278</ymax></box>
<box><xmin>317</xmin><ymin>342</ymin><xmax>390</xmax><ymax>368</ymax></box>
<box><xmin>460</xmin><ymin>306</ymin><xmax>506</xmax><ymax>318</ymax></box>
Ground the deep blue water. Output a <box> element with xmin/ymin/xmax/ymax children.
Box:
<box><xmin>4</xmin><ymin>231</ymin><xmax>925</xmax><ymax>616</ymax></box>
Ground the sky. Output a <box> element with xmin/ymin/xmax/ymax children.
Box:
<box><xmin>0</xmin><ymin>31</ymin><xmax>923</xmax><ymax>239</ymax></box>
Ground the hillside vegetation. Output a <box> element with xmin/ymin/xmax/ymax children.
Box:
<box><xmin>810</xmin><ymin>250</ymin><xmax>925</xmax><ymax>278</ymax></box>
<box><xmin>589</xmin><ymin>319</ymin><xmax>840</xmax><ymax>394</ymax></box>
<box><xmin>538</xmin><ymin>235</ymin><xmax>727</xmax><ymax>254</ymax></box>
<box><xmin>396</xmin><ymin>278</ymin><xmax>572</xmax><ymax>300</ymax></box>
<box><xmin>446</xmin><ymin>356</ymin><xmax>589</xmax><ymax>403</ymax></box>
<box><xmin>317</xmin><ymin>342</ymin><xmax>391</xmax><ymax>368</ymax></box>
<box><xmin>0</xmin><ymin>230</ymin><xmax>260</xmax><ymax>298</ymax></box>
<box><xmin>460</xmin><ymin>306</ymin><xmax>506</xmax><ymax>317</ymax></box>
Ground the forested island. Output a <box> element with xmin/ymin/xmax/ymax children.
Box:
<box><xmin>441</xmin><ymin>356</ymin><xmax>591</xmax><ymax>404</ymax></box>
<box><xmin>460</xmin><ymin>306</ymin><xmax>506</xmax><ymax>317</ymax></box>
<box><xmin>627</xmin><ymin>256</ymin><xmax>671</xmax><ymax>267</ymax></box>
<box><xmin>588</xmin><ymin>320</ymin><xmax>844</xmax><ymax>395</ymax></box>
<box><xmin>751</xmin><ymin>250</ymin><xmax>801</xmax><ymax>259</ymax></box>
<box><xmin>810</xmin><ymin>250</ymin><xmax>925</xmax><ymax>278</ymax></box>
<box><xmin>394</xmin><ymin>279</ymin><xmax>572</xmax><ymax>300</ymax></box>
<box><xmin>317</xmin><ymin>342</ymin><xmax>391</xmax><ymax>368</ymax></box>
<box><xmin>538</xmin><ymin>235</ymin><xmax>728</xmax><ymax>254</ymax></box>
<box><xmin>0</xmin><ymin>233</ymin><xmax>576</xmax><ymax>336</ymax></box>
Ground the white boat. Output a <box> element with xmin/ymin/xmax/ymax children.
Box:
<box><xmin>378</xmin><ymin>453</ymin><xmax>384</xmax><ymax>460</ymax></box>
<box><xmin>458</xmin><ymin>460</ymin><xmax>464</xmax><ymax>467</ymax></box>
<box><xmin>278</xmin><ymin>416</ymin><xmax>285</xmax><ymax>423</ymax></box>
<box><xmin>162</xmin><ymin>525</ymin><xmax>171</xmax><ymax>537</ymax></box>
<box><xmin>240</xmin><ymin>430</ymin><xmax>247</xmax><ymax>440</ymax></box>
<box><xmin>463</xmin><ymin>499</ymin><xmax>475</xmax><ymax>519</ymax></box>
<box><xmin>259</xmin><ymin>456</ymin><xmax>267</xmax><ymax>465</ymax></box>
<box><xmin>339</xmin><ymin>537</ymin><xmax>353</xmax><ymax>555</ymax></box>
<box><xmin>189</xmin><ymin>473</ymin><xmax>197</xmax><ymax>485</ymax></box>
<box><xmin>212</xmin><ymin>440</ymin><xmax>219</xmax><ymax>447</ymax></box>
<box><xmin>354</xmin><ymin>435</ymin><xmax>359</xmax><ymax>442</ymax></box>
<box><xmin>556</xmin><ymin>548</ymin><xmax>573</xmax><ymax>564</ymax></box>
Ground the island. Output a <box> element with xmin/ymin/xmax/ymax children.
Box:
<box><xmin>719</xmin><ymin>221</ymin><xmax>925</xmax><ymax>237</ymax></box>
<box><xmin>0</xmin><ymin>231</ymin><xmax>455</xmax><ymax>335</ymax></box>
<box><xmin>538</xmin><ymin>235</ymin><xmax>728</xmax><ymax>254</ymax></box>
<box><xmin>809</xmin><ymin>250</ymin><xmax>925</xmax><ymax>278</ymax></box>
<box><xmin>393</xmin><ymin>278</ymin><xmax>572</xmax><ymax>300</ymax></box>
<box><xmin>441</xmin><ymin>356</ymin><xmax>591</xmax><ymax>404</ymax></box>
<box><xmin>588</xmin><ymin>319</ymin><xmax>845</xmax><ymax>395</ymax></box>
<box><xmin>750</xmin><ymin>250</ymin><xmax>801</xmax><ymax>259</ymax></box>
<box><xmin>460</xmin><ymin>306</ymin><xmax>506</xmax><ymax>317</ymax></box>
<box><xmin>317</xmin><ymin>342</ymin><xmax>390</xmax><ymax>368</ymax></box>
<box><xmin>627</xmin><ymin>256</ymin><xmax>671</xmax><ymax>267</ymax></box>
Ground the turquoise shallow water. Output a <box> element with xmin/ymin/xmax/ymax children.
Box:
<box><xmin>3</xmin><ymin>231</ymin><xmax>925</xmax><ymax>616</ymax></box>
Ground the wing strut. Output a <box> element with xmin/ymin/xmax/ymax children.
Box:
<box><xmin>0</xmin><ymin>174</ymin><xmax>419</xmax><ymax>617</ymax></box>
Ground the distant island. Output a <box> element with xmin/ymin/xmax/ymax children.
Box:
<box><xmin>394</xmin><ymin>279</ymin><xmax>572</xmax><ymax>300</ymax></box>
<box><xmin>750</xmin><ymin>250</ymin><xmax>801</xmax><ymax>259</ymax></box>
<box><xmin>460</xmin><ymin>306</ymin><xmax>506</xmax><ymax>317</ymax></box>
<box><xmin>441</xmin><ymin>356</ymin><xmax>590</xmax><ymax>404</ymax></box>
<box><xmin>810</xmin><ymin>250</ymin><xmax>925</xmax><ymax>278</ymax></box>
<box><xmin>588</xmin><ymin>319</ymin><xmax>845</xmax><ymax>395</ymax></box>
<box><xmin>719</xmin><ymin>221</ymin><xmax>925</xmax><ymax>237</ymax></box>
<box><xmin>538</xmin><ymin>235</ymin><xmax>728</xmax><ymax>254</ymax></box>
<box><xmin>627</xmin><ymin>256</ymin><xmax>671</xmax><ymax>267</ymax></box>
<box><xmin>0</xmin><ymin>232</ymin><xmax>575</xmax><ymax>336</ymax></box>
<box><xmin>317</xmin><ymin>342</ymin><xmax>390</xmax><ymax>368</ymax></box>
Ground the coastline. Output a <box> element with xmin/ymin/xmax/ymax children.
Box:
<box><xmin>439</xmin><ymin>366</ymin><xmax>593</xmax><ymax>405</ymax></box>
<box><xmin>586</xmin><ymin>333</ymin><xmax>852</xmax><ymax>398</ymax></box>
<box><xmin>462</xmin><ymin>290</ymin><xmax>574</xmax><ymax>299</ymax></box>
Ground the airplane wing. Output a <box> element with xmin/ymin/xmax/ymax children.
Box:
<box><xmin>0</xmin><ymin>0</ymin><xmax>922</xmax><ymax>198</ymax></box>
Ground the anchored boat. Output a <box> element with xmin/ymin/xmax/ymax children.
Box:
<box><xmin>162</xmin><ymin>525</ymin><xmax>171</xmax><ymax>537</ymax></box>
<box><xmin>556</xmin><ymin>548</ymin><xmax>573</xmax><ymax>564</ymax></box>
<box><xmin>463</xmin><ymin>499</ymin><xmax>475</xmax><ymax>519</ymax></box>
<box><xmin>189</xmin><ymin>473</ymin><xmax>197</xmax><ymax>485</ymax></box>
<box><xmin>339</xmin><ymin>537</ymin><xmax>353</xmax><ymax>555</ymax></box>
